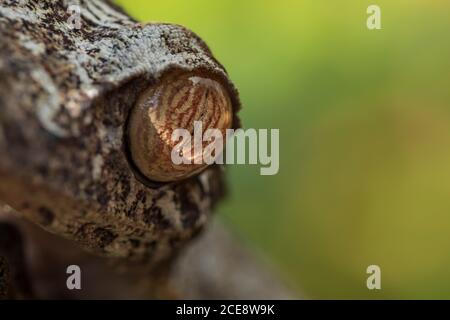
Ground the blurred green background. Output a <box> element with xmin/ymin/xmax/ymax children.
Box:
<box><xmin>116</xmin><ymin>0</ymin><xmax>450</xmax><ymax>299</ymax></box>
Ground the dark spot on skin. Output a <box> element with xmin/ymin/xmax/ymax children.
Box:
<box><xmin>143</xmin><ymin>206</ymin><xmax>171</xmax><ymax>230</ymax></box>
<box><xmin>169</xmin><ymin>235</ymin><xmax>182</xmax><ymax>248</ymax></box>
<box><xmin>129</xmin><ymin>239</ymin><xmax>140</xmax><ymax>248</ymax></box>
<box><xmin>153</xmin><ymin>191</ymin><xmax>165</xmax><ymax>202</ymax></box>
<box><xmin>136</xmin><ymin>189</ymin><xmax>146</xmax><ymax>202</ymax></box>
<box><xmin>120</xmin><ymin>180</ymin><xmax>131</xmax><ymax>201</ymax></box>
<box><xmin>37</xmin><ymin>206</ymin><xmax>54</xmax><ymax>226</ymax></box>
<box><xmin>93</xmin><ymin>228</ymin><xmax>116</xmax><ymax>248</ymax></box>
<box><xmin>76</xmin><ymin>224</ymin><xmax>116</xmax><ymax>250</ymax></box>
<box><xmin>190</xmin><ymin>225</ymin><xmax>204</xmax><ymax>239</ymax></box>
<box><xmin>126</xmin><ymin>199</ymin><xmax>139</xmax><ymax>218</ymax></box>
<box><xmin>125</xmin><ymin>189</ymin><xmax>145</xmax><ymax>217</ymax></box>
<box><xmin>97</xmin><ymin>187</ymin><xmax>110</xmax><ymax>206</ymax></box>
<box><xmin>36</xmin><ymin>164</ymin><xmax>49</xmax><ymax>177</ymax></box>
<box><xmin>175</xmin><ymin>184</ymin><xmax>200</xmax><ymax>229</ymax></box>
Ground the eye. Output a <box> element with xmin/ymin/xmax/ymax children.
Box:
<box><xmin>126</xmin><ymin>70</ymin><xmax>233</xmax><ymax>184</ymax></box>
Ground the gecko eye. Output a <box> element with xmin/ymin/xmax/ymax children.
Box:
<box><xmin>126</xmin><ymin>70</ymin><xmax>233</xmax><ymax>184</ymax></box>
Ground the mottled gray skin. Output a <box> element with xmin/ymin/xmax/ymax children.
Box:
<box><xmin>0</xmin><ymin>0</ymin><xmax>240</xmax><ymax>265</ymax></box>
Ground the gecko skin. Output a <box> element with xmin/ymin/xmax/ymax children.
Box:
<box><xmin>0</xmin><ymin>0</ymin><xmax>240</xmax><ymax>266</ymax></box>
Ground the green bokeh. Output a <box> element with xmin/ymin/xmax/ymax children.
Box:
<box><xmin>116</xmin><ymin>0</ymin><xmax>450</xmax><ymax>299</ymax></box>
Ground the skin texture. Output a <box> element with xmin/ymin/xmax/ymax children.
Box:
<box><xmin>0</xmin><ymin>0</ymin><xmax>240</xmax><ymax>265</ymax></box>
